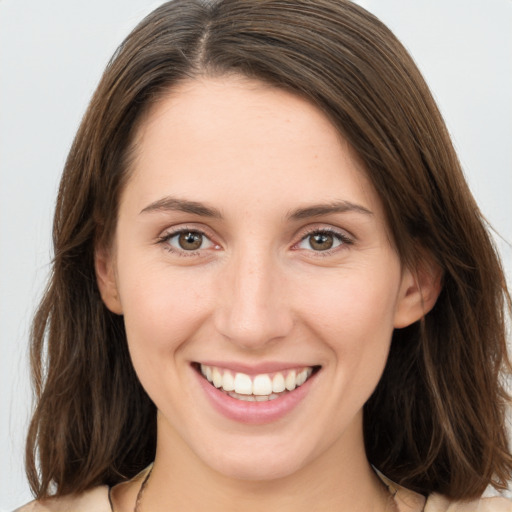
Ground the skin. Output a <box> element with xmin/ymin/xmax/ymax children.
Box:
<box><xmin>97</xmin><ymin>76</ymin><xmax>440</xmax><ymax>512</ymax></box>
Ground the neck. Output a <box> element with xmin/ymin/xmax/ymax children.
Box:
<box><xmin>122</xmin><ymin>415</ymin><xmax>391</xmax><ymax>512</ymax></box>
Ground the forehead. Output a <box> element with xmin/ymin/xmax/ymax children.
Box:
<box><xmin>124</xmin><ymin>76</ymin><xmax>382</xmax><ymax>219</ymax></box>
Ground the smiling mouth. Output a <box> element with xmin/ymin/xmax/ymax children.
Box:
<box><xmin>195</xmin><ymin>363</ymin><xmax>321</xmax><ymax>402</ymax></box>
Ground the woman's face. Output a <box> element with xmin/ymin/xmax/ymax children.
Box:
<box><xmin>97</xmin><ymin>76</ymin><xmax>422</xmax><ymax>481</ymax></box>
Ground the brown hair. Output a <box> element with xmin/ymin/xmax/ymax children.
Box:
<box><xmin>26</xmin><ymin>0</ymin><xmax>512</xmax><ymax>500</ymax></box>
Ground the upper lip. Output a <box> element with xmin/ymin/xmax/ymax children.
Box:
<box><xmin>194</xmin><ymin>361</ymin><xmax>320</xmax><ymax>375</ymax></box>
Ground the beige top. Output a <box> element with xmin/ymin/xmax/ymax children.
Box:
<box><xmin>15</xmin><ymin>477</ymin><xmax>512</xmax><ymax>512</ymax></box>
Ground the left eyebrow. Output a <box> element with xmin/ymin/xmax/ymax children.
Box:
<box><xmin>287</xmin><ymin>200</ymin><xmax>373</xmax><ymax>220</ymax></box>
<box><xmin>139</xmin><ymin>196</ymin><xmax>223</xmax><ymax>218</ymax></box>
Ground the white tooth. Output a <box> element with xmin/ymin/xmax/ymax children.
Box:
<box><xmin>255</xmin><ymin>395</ymin><xmax>269</xmax><ymax>401</ymax></box>
<box><xmin>222</xmin><ymin>370</ymin><xmax>235</xmax><ymax>391</ymax></box>
<box><xmin>285</xmin><ymin>370</ymin><xmax>296</xmax><ymax>391</ymax></box>
<box><xmin>234</xmin><ymin>373</ymin><xmax>253</xmax><ymax>395</ymax></box>
<box><xmin>212</xmin><ymin>368</ymin><xmax>222</xmax><ymax>388</ymax></box>
<box><xmin>272</xmin><ymin>373</ymin><xmax>286</xmax><ymax>393</ymax></box>
<box><xmin>204</xmin><ymin>365</ymin><xmax>213</xmax><ymax>382</ymax></box>
<box><xmin>307</xmin><ymin>367</ymin><xmax>313</xmax><ymax>377</ymax></box>
<box><xmin>268</xmin><ymin>393</ymin><xmax>279</xmax><ymax>401</ymax></box>
<box><xmin>253</xmin><ymin>374</ymin><xmax>272</xmax><ymax>395</ymax></box>
<box><xmin>296</xmin><ymin>369</ymin><xmax>307</xmax><ymax>386</ymax></box>
<box><xmin>239</xmin><ymin>394</ymin><xmax>255</xmax><ymax>402</ymax></box>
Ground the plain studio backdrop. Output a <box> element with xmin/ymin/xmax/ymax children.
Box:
<box><xmin>1</xmin><ymin>0</ymin><xmax>511</xmax><ymax>509</ymax></box>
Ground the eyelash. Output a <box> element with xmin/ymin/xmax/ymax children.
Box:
<box><xmin>156</xmin><ymin>227</ymin><xmax>218</xmax><ymax>257</ymax></box>
<box><xmin>156</xmin><ymin>226</ymin><xmax>353</xmax><ymax>257</ymax></box>
<box><xmin>293</xmin><ymin>227</ymin><xmax>354</xmax><ymax>256</ymax></box>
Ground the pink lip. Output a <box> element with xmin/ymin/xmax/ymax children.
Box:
<box><xmin>194</xmin><ymin>366</ymin><xmax>317</xmax><ymax>425</ymax></box>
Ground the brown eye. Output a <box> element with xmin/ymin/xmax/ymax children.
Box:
<box><xmin>296</xmin><ymin>230</ymin><xmax>350</xmax><ymax>252</ymax></box>
<box><xmin>158</xmin><ymin>229</ymin><xmax>216</xmax><ymax>258</ymax></box>
<box><xmin>162</xmin><ymin>230</ymin><xmax>216</xmax><ymax>253</ymax></box>
<box><xmin>309</xmin><ymin>233</ymin><xmax>334</xmax><ymax>251</ymax></box>
<box><xmin>178</xmin><ymin>232</ymin><xmax>203</xmax><ymax>250</ymax></box>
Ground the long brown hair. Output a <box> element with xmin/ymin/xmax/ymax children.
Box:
<box><xmin>26</xmin><ymin>0</ymin><xmax>512</xmax><ymax>500</ymax></box>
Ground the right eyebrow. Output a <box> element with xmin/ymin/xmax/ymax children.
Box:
<box><xmin>287</xmin><ymin>200</ymin><xmax>373</xmax><ymax>220</ymax></box>
<box><xmin>139</xmin><ymin>196</ymin><xmax>223</xmax><ymax>218</ymax></box>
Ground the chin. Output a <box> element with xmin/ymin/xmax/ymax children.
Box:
<box><xmin>198</xmin><ymin>441</ymin><xmax>309</xmax><ymax>482</ymax></box>
<box><xmin>212</xmin><ymin>457</ymin><xmax>303</xmax><ymax>482</ymax></box>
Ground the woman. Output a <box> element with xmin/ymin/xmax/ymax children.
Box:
<box><xmin>17</xmin><ymin>0</ymin><xmax>512</xmax><ymax>510</ymax></box>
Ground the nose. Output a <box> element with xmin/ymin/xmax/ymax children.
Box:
<box><xmin>213</xmin><ymin>247</ymin><xmax>294</xmax><ymax>350</ymax></box>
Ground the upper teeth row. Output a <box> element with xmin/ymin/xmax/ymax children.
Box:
<box><xmin>200</xmin><ymin>364</ymin><xmax>313</xmax><ymax>396</ymax></box>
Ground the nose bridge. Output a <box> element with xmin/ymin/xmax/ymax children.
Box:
<box><xmin>214</xmin><ymin>243</ymin><xmax>292</xmax><ymax>349</ymax></box>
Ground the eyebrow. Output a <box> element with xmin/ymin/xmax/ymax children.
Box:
<box><xmin>140</xmin><ymin>196</ymin><xmax>373</xmax><ymax>220</ymax></box>
<box><xmin>140</xmin><ymin>197</ymin><xmax>223</xmax><ymax>218</ymax></box>
<box><xmin>287</xmin><ymin>201</ymin><xmax>373</xmax><ymax>220</ymax></box>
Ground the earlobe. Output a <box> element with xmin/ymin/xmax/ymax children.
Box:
<box><xmin>393</xmin><ymin>257</ymin><xmax>443</xmax><ymax>329</ymax></box>
<box><xmin>95</xmin><ymin>246</ymin><xmax>123</xmax><ymax>315</ymax></box>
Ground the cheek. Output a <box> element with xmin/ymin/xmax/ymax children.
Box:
<box><xmin>117</xmin><ymin>260</ymin><xmax>215</xmax><ymax>361</ymax></box>
<box><xmin>299</xmin><ymin>266</ymin><xmax>401</xmax><ymax>341</ymax></box>
<box><xmin>296</xmin><ymin>263</ymin><xmax>402</xmax><ymax>391</ymax></box>
<box><xmin>298</xmin><ymin>268</ymin><xmax>401</xmax><ymax>418</ymax></box>
<box><xmin>116</xmin><ymin>262</ymin><xmax>219</xmax><ymax>412</ymax></box>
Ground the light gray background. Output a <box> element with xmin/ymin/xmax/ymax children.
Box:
<box><xmin>1</xmin><ymin>1</ymin><xmax>511</xmax><ymax>509</ymax></box>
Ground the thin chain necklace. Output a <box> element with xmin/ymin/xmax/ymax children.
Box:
<box><xmin>385</xmin><ymin>486</ymin><xmax>400</xmax><ymax>512</ymax></box>
<box><xmin>132</xmin><ymin>468</ymin><xmax>400</xmax><ymax>512</ymax></box>
<box><xmin>133</xmin><ymin>467</ymin><xmax>152</xmax><ymax>512</ymax></box>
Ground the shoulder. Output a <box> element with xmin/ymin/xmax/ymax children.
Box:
<box><xmin>13</xmin><ymin>485</ymin><xmax>111</xmax><ymax>512</ymax></box>
<box><xmin>425</xmin><ymin>493</ymin><xmax>512</xmax><ymax>512</ymax></box>
<box><xmin>378</xmin><ymin>471</ymin><xmax>512</xmax><ymax>512</ymax></box>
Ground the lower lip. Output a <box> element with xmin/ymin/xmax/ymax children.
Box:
<box><xmin>195</xmin><ymin>369</ymin><xmax>316</xmax><ymax>425</ymax></box>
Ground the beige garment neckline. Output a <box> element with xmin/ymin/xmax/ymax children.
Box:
<box><xmin>16</xmin><ymin>467</ymin><xmax>512</xmax><ymax>512</ymax></box>
<box><xmin>377</xmin><ymin>472</ymin><xmax>427</xmax><ymax>512</ymax></box>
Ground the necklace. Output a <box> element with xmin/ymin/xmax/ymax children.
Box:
<box><xmin>133</xmin><ymin>467</ymin><xmax>152</xmax><ymax>512</ymax></box>
<box><xmin>132</xmin><ymin>468</ymin><xmax>400</xmax><ymax>512</ymax></box>
<box><xmin>384</xmin><ymin>484</ymin><xmax>399</xmax><ymax>512</ymax></box>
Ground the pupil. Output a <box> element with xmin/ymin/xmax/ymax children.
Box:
<box><xmin>179</xmin><ymin>232</ymin><xmax>202</xmax><ymax>250</ymax></box>
<box><xmin>310</xmin><ymin>233</ymin><xmax>333</xmax><ymax>250</ymax></box>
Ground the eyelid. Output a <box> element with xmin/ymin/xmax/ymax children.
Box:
<box><xmin>156</xmin><ymin>224</ymin><xmax>221</xmax><ymax>256</ymax></box>
<box><xmin>154</xmin><ymin>223</ymin><xmax>354</xmax><ymax>257</ymax></box>
<box><xmin>292</xmin><ymin>225</ymin><xmax>354</xmax><ymax>254</ymax></box>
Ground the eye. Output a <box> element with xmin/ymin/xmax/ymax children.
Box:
<box><xmin>161</xmin><ymin>229</ymin><xmax>217</xmax><ymax>253</ymax></box>
<box><xmin>296</xmin><ymin>229</ymin><xmax>351</xmax><ymax>252</ymax></box>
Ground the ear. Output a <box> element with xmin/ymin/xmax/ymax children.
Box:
<box><xmin>95</xmin><ymin>245</ymin><xmax>123</xmax><ymax>315</ymax></box>
<box><xmin>393</xmin><ymin>255</ymin><xmax>443</xmax><ymax>329</ymax></box>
